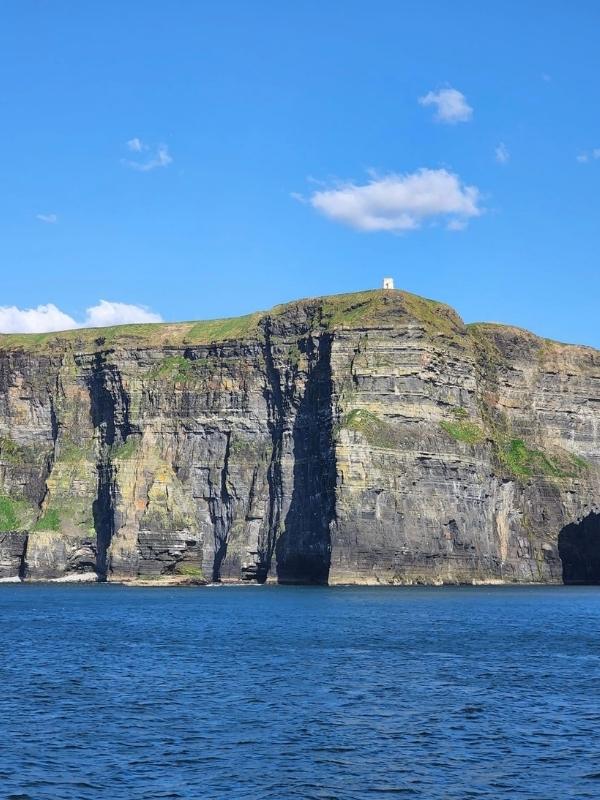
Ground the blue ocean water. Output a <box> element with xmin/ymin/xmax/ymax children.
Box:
<box><xmin>1</xmin><ymin>585</ymin><xmax>600</xmax><ymax>800</ymax></box>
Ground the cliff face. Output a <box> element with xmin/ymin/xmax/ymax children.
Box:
<box><xmin>1</xmin><ymin>289</ymin><xmax>599</xmax><ymax>585</ymax></box>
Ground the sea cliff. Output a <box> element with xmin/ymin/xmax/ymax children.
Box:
<box><xmin>1</xmin><ymin>289</ymin><xmax>598</xmax><ymax>585</ymax></box>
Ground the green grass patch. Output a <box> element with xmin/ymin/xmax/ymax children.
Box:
<box><xmin>0</xmin><ymin>436</ymin><xmax>24</xmax><ymax>463</ymax></box>
<box><xmin>500</xmin><ymin>439</ymin><xmax>557</xmax><ymax>478</ymax></box>
<box><xmin>466</xmin><ymin>324</ymin><xmax>506</xmax><ymax>382</ymax></box>
<box><xmin>440</xmin><ymin>420</ymin><xmax>485</xmax><ymax>445</ymax></box>
<box><xmin>111</xmin><ymin>437</ymin><xmax>140</xmax><ymax>460</ymax></box>
<box><xmin>33</xmin><ymin>508</ymin><xmax>61</xmax><ymax>532</ymax></box>
<box><xmin>175</xmin><ymin>564</ymin><xmax>205</xmax><ymax>578</ymax></box>
<box><xmin>0</xmin><ymin>496</ymin><xmax>20</xmax><ymax>531</ymax></box>
<box><xmin>0</xmin><ymin>495</ymin><xmax>37</xmax><ymax>531</ymax></box>
<box><xmin>341</xmin><ymin>408</ymin><xmax>398</xmax><ymax>449</ymax></box>
<box><xmin>287</xmin><ymin>344</ymin><xmax>302</xmax><ymax>368</ymax></box>
<box><xmin>401</xmin><ymin>292</ymin><xmax>466</xmax><ymax>343</ymax></box>
<box><xmin>0</xmin><ymin>320</ymin><xmax>200</xmax><ymax>353</ymax></box>
<box><xmin>147</xmin><ymin>355</ymin><xmax>195</xmax><ymax>382</ymax></box>
<box><xmin>90</xmin><ymin>323</ymin><xmax>163</xmax><ymax>343</ymax></box>
<box><xmin>185</xmin><ymin>313</ymin><xmax>262</xmax><ymax>344</ymax></box>
<box><xmin>496</xmin><ymin>438</ymin><xmax>589</xmax><ymax>479</ymax></box>
<box><xmin>58</xmin><ymin>440</ymin><xmax>89</xmax><ymax>462</ymax></box>
<box><xmin>571</xmin><ymin>454</ymin><xmax>590</xmax><ymax>471</ymax></box>
<box><xmin>0</xmin><ymin>323</ymin><xmax>164</xmax><ymax>352</ymax></box>
<box><xmin>316</xmin><ymin>289</ymin><xmax>467</xmax><ymax>347</ymax></box>
<box><xmin>320</xmin><ymin>291</ymin><xmax>380</xmax><ymax>327</ymax></box>
<box><xmin>0</xmin><ymin>436</ymin><xmax>43</xmax><ymax>465</ymax></box>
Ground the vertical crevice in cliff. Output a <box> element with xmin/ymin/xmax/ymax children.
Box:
<box><xmin>87</xmin><ymin>352</ymin><xmax>132</xmax><ymax>447</ymax></box>
<box><xmin>275</xmin><ymin>333</ymin><xmax>336</xmax><ymax>584</ymax></box>
<box><xmin>86</xmin><ymin>352</ymin><xmax>130</xmax><ymax>581</ymax></box>
<box><xmin>49</xmin><ymin>391</ymin><xmax>59</xmax><ymax>444</ymax></box>
<box><xmin>93</xmin><ymin>462</ymin><xmax>115</xmax><ymax>580</ymax></box>
<box><xmin>36</xmin><ymin>392</ymin><xmax>59</xmax><ymax>512</ymax></box>
<box><xmin>30</xmin><ymin>370</ymin><xmax>62</xmax><ymax>517</ymax></box>
<box><xmin>259</xmin><ymin>320</ymin><xmax>287</xmax><ymax>581</ymax></box>
<box><xmin>18</xmin><ymin>534</ymin><xmax>28</xmax><ymax>580</ymax></box>
<box><xmin>208</xmin><ymin>431</ymin><xmax>234</xmax><ymax>582</ymax></box>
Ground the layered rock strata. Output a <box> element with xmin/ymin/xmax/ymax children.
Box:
<box><xmin>0</xmin><ymin>289</ymin><xmax>598</xmax><ymax>585</ymax></box>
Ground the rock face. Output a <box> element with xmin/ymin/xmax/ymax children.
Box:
<box><xmin>0</xmin><ymin>289</ymin><xmax>599</xmax><ymax>585</ymax></box>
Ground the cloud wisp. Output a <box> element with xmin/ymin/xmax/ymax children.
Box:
<box><xmin>577</xmin><ymin>149</ymin><xmax>600</xmax><ymax>163</ymax></box>
<box><xmin>418</xmin><ymin>87</ymin><xmax>473</xmax><ymax>124</ymax></box>
<box><xmin>122</xmin><ymin>138</ymin><xmax>173</xmax><ymax>172</ymax></box>
<box><xmin>0</xmin><ymin>300</ymin><xmax>163</xmax><ymax>334</ymax></box>
<box><xmin>127</xmin><ymin>137</ymin><xmax>145</xmax><ymax>153</ymax></box>
<box><xmin>36</xmin><ymin>213</ymin><xmax>58</xmax><ymax>224</ymax></box>
<box><xmin>300</xmin><ymin>168</ymin><xmax>483</xmax><ymax>233</ymax></box>
<box><xmin>495</xmin><ymin>143</ymin><xmax>510</xmax><ymax>164</ymax></box>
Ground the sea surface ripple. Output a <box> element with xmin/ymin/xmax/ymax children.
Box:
<box><xmin>1</xmin><ymin>584</ymin><xmax>600</xmax><ymax>799</ymax></box>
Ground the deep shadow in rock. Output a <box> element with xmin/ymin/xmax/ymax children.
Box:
<box><xmin>86</xmin><ymin>352</ymin><xmax>131</xmax><ymax>581</ymax></box>
<box><xmin>558</xmin><ymin>511</ymin><xmax>600</xmax><ymax>584</ymax></box>
<box><xmin>92</xmin><ymin>463</ymin><xmax>115</xmax><ymax>581</ymax></box>
<box><xmin>275</xmin><ymin>334</ymin><xmax>336</xmax><ymax>585</ymax></box>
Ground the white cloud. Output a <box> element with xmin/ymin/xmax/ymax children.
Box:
<box><xmin>83</xmin><ymin>300</ymin><xmax>162</xmax><ymax>327</ymax></box>
<box><xmin>418</xmin><ymin>87</ymin><xmax>473</xmax><ymax>124</ymax></box>
<box><xmin>0</xmin><ymin>300</ymin><xmax>162</xmax><ymax>334</ymax></box>
<box><xmin>122</xmin><ymin>140</ymin><xmax>172</xmax><ymax>171</ymax></box>
<box><xmin>303</xmin><ymin>168</ymin><xmax>483</xmax><ymax>233</ymax></box>
<box><xmin>495</xmin><ymin>143</ymin><xmax>510</xmax><ymax>164</ymax></box>
<box><xmin>577</xmin><ymin>153</ymin><xmax>589</xmax><ymax>163</ymax></box>
<box><xmin>0</xmin><ymin>304</ymin><xmax>77</xmax><ymax>333</ymax></box>
<box><xmin>36</xmin><ymin>213</ymin><xmax>58</xmax><ymax>224</ymax></box>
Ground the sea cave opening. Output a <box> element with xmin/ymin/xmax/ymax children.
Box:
<box><xmin>558</xmin><ymin>511</ymin><xmax>600</xmax><ymax>584</ymax></box>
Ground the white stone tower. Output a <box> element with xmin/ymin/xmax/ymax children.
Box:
<box><xmin>382</xmin><ymin>277</ymin><xmax>394</xmax><ymax>290</ymax></box>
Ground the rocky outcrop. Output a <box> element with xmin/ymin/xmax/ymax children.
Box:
<box><xmin>0</xmin><ymin>289</ymin><xmax>598</xmax><ymax>585</ymax></box>
<box><xmin>0</xmin><ymin>531</ymin><xmax>27</xmax><ymax>580</ymax></box>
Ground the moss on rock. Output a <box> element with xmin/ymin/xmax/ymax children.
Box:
<box><xmin>497</xmin><ymin>438</ymin><xmax>587</xmax><ymax>480</ymax></box>
<box><xmin>33</xmin><ymin>508</ymin><xmax>61</xmax><ymax>532</ymax></box>
<box><xmin>440</xmin><ymin>419</ymin><xmax>485</xmax><ymax>445</ymax></box>
<box><xmin>0</xmin><ymin>494</ymin><xmax>37</xmax><ymax>531</ymax></box>
<box><xmin>341</xmin><ymin>408</ymin><xmax>399</xmax><ymax>449</ymax></box>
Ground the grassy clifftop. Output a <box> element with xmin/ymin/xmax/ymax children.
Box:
<box><xmin>0</xmin><ymin>289</ymin><xmax>461</xmax><ymax>352</ymax></box>
<box><xmin>0</xmin><ymin>288</ymin><xmax>595</xmax><ymax>355</ymax></box>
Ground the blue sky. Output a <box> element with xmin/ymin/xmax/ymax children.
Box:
<box><xmin>1</xmin><ymin>1</ymin><xmax>600</xmax><ymax>345</ymax></box>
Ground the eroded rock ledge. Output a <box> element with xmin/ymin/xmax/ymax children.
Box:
<box><xmin>1</xmin><ymin>289</ymin><xmax>599</xmax><ymax>585</ymax></box>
